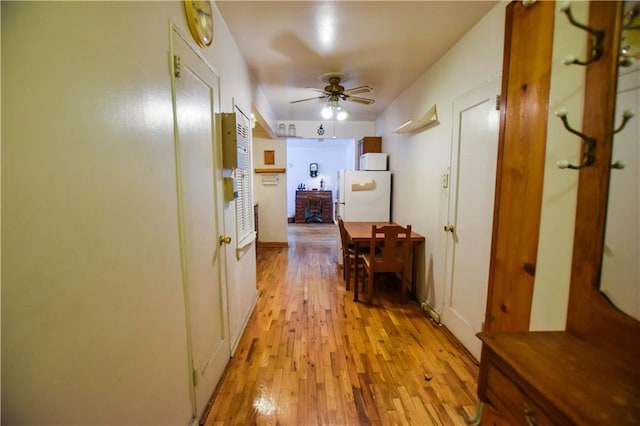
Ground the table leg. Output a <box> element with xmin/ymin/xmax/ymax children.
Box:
<box><xmin>411</xmin><ymin>242</ymin><xmax>418</xmax><ymax>300</ymax></box>
<box><xmin>353</xmin><ymin>253</ymin><xmax>360</xmax><ymax>302</ymax></box>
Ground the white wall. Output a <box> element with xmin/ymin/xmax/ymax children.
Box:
<box><xmin>253</xmin><ymin>137</ymin><xmax>288</xmax><ymax>243</ymax></box>
<box><xmin>253</xmin><ymin>86</ymin><xmax>279</xmax><ymax>136</ymax></box>
<box><xmin>1</xmin><ymin>1</ymin><xmax>258</xmax><ymax>423</ymax></box>
<box><xmin>375</xmin><ymin>2</ymin><xmax>507</xmax><ymax>315</ymax></box>
<box><xmin>286</xmin><ymin>138</ymin><xmax>355</xmax><ymax>218</ymax></box>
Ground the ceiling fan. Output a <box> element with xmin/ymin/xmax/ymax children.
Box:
<box><xmin>290</xmin><ymin>72</ymin><xmax>375</xmax><ymax>105</ymax></box>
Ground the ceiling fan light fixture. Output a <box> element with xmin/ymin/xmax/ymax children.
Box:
<box><xmin>335</xmin><ymin>105</ymin><xmax>350</xmax><ymax>121</ymax></box>
<box><xmin>321</xmin><ymin>105</ymin><xmax>334</xmax><ymax>119</ymax></box>
<box><xmin>321</xmin><ymin>101</ymin><xmax>350</xmax><ymax>121</ymax></box>
<box><xmin>291</xmin><ymin>73</ymin><xmax>374</xmax><ymax>120</ymax></box>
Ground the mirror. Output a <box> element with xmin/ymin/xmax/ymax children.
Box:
<box><xmin>565</xmin><ymin>0</ymin><xmax>640</xmax><ymax>364</ymax></box>
<box><xmin>600</xmin><ymin>1</ymin><xmax>640</xmax><ymax>321</ymax></box>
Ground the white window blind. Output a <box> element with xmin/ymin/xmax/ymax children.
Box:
<box><xmin>235</xmin><ymin>107</ymin><xmax>253</xmax><ymax>244</ymax></box>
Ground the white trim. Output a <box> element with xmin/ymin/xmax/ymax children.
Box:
<box><xmin>172</xmin><ymin>23</ymin><xmax>220</xmax><ymax>77</ymax></box>
<box><xmin>236</xmin><ymin>232</ymin><xmax>256</xmax><ymax>260</ymax></box>
<box><xmin>230</xmin><ymin>292</ymin><xmax>259</xmax><ymax>355</ymax></box>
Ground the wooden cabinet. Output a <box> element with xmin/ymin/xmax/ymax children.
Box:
<box><xmin>358</xmin><ymin>137</ymin><xmax>382</xmax><ymax>155</ymax></box>
<box><xmin>294</xmin><ymin>190</ymin><xmax>332</xmax><ymax>224</ymax></box>
<box><xmin>478</xmin><ymin>332</ymin><xmax>640</xmax><ymax>425</ymax></box>
<box><xmin>357</xmin><ymin>137</ymin><xmax>382</xmax><ymax>169</ymax></box>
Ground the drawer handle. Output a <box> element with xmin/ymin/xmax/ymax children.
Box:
<box><xmin>524</xmin><ymin>405</ymin><xmax>538</xmax><ymax>426</ymax></box>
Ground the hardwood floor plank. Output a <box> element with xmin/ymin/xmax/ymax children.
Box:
<box><xmin>204</xmin><ymin>224</ymin><xmax>479</xmax><ymax>425</ymax></box>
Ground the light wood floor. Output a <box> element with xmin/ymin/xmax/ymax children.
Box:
<box><xmin>204</xmin><ymin>224</ymin><xmax>479</xmax><ymax>425</ymax></box>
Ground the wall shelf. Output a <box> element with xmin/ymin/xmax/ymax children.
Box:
<box><xmin>393</xmin><ymin>104</ymin><xmax>439</xmax><ymax>134</ymax></box>
<box><xmin>255</xmin><ymin>168</ymin><xmax>286</xmax><ymax>173</ymax></box>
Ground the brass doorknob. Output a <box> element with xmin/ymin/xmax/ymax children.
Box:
<box><xmin>444</xmin><ymin>224</ymin><xmax>455</xmax><ymax>233</ymax></box>
<box><xmin>219</xmin><ymin>236</ymin><xmax>232</xmax><ymax>246</ymax></box>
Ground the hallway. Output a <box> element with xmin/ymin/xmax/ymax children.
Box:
<box><xmin>205</xmin><ymin>224</ymin><xmax>479</xmax><ymax>425</ymax></box>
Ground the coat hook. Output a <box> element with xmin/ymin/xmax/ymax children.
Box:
<box><xmin>555</xmin><ymin>109</ymin><xmax>596</xmax><ymax>170</ymax></box>
<box><xmin>611</xmin><ymin>160</ymin><xmax>626</xmax><ymax>170</ymax></box>
<box><xmin>620</xmin><ymin>56</ymin><xmax>636</xmax><ymax>68</ymax></box>
<box><xmin>613</xmin><ymin>109</ymin><xmax>634</xmax><ymax>134</ymax></box>
<box><xmin>609</xmin><ymin>111</ymin><xmax>635</xmax><ymax>170</ymax></box>
<box><xmin>559</xmin><ymin>2</ymin><xmax>604</xmax><ymax>66</ymax></box>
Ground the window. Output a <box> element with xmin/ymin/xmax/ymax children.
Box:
<box><xmin>234</xmin><ymin>107</ymin><xmax>254</xmax><ymax>246</ymax></box>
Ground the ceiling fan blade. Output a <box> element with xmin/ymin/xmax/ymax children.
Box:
<box><xmin>310</xmin><ymin>88</ymin><xmax>333</xmax><ymax>96</ymax></box>
<box><xmin>345</xmin><ymin>95</ymin><xmax>375</xmax><ymax>105</ymax></box>
<box><xmin>343</xmin><ymin>86</ymin><xmax>373</xmax><ymax>95</ymax></box>
<box><xmin>290</xmin><ymin>95</ymin><xmax>328</xmax><ymax>104</ymax></box>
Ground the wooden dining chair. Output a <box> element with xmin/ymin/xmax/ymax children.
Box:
<box><xmin>357</xmin><ymin>224</ymin><xmax>412</xmax><ymax>304</ymax></box>
<box><xmin>337</xmin><ymin>216</ymin><xmax>361</xmax><ymax>290</ymax></box>
<box><xmin>305</xmin><ymin>196</ymin><xmax>323</xmax><ymax>223</ymax></box>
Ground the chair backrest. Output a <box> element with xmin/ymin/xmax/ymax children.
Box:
<box><xmin>337</xmin><ymin>216</ymin><xmax>349</xmax><ymax>252</ymax></box>
<box><xmin>307</xmin><ymin>196</ymin><xmax>322</xmax><ymax>212</ymax></box>
<box><xmin>369</xmin><ymin>224</ymin><xmax>412</xmax><ymax>274</ymax></box>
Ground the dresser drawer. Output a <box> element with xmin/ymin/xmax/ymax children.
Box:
<box><xmin>485</xmin><ymin>363</ymin><xmax>555</xmax><ymax>426</ymax></box>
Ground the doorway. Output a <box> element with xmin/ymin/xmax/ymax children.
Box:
<box><xmin>442</xmin><ymin>78</ymin><xmax>501</xmax><ymax>361</ymax></box>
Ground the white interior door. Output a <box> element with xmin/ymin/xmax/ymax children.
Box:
<box><xmin>172</xmin><ymin>29</ymin><xmax>230</xmax><ymax>420</ymax></box>
<box><xmin>443</xmin><ymin>79</ymin><xmax>500</xmax><ymax>361</ymax></box>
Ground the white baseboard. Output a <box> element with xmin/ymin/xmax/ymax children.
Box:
<box><xmin>230</xmin><ymin>291</ymin><xmax>259</xmax><ymax>355</ymax></box>
<box><xmin>421</xmin><ymin>301</ymin><xmax>441</xmax><ymax>324</ymax></box>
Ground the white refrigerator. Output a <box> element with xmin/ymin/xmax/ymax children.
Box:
<box><xmin>335</xmin><ymin>170</ymin><xmax>391</xmax><ymax>222</ymax></box>
<box><xmin>335</xmin><ymin>170</ymin><xmax>391</xmax><ymax>265</ymax></box>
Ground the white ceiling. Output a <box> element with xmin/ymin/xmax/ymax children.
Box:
<box><xmin>216</xmin><ymin>1</ymin><xmax>498</xmax><ymax>123</ymax></box>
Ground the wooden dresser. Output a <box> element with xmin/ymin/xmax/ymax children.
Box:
<box><xmin>478</xmin><ymin>332</ymin><xmax>640</xmax><ymax>425</ymax></box>
<box><xmin>294</xmin><ymin>190</ymin><xmax>332</xmax><ymax>223</ymax></box>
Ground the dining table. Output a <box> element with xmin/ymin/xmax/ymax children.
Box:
<box><xmin>342</xmin><ymin>221</ymin><xmax>425</xmax><ymax>302</ymax></box>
